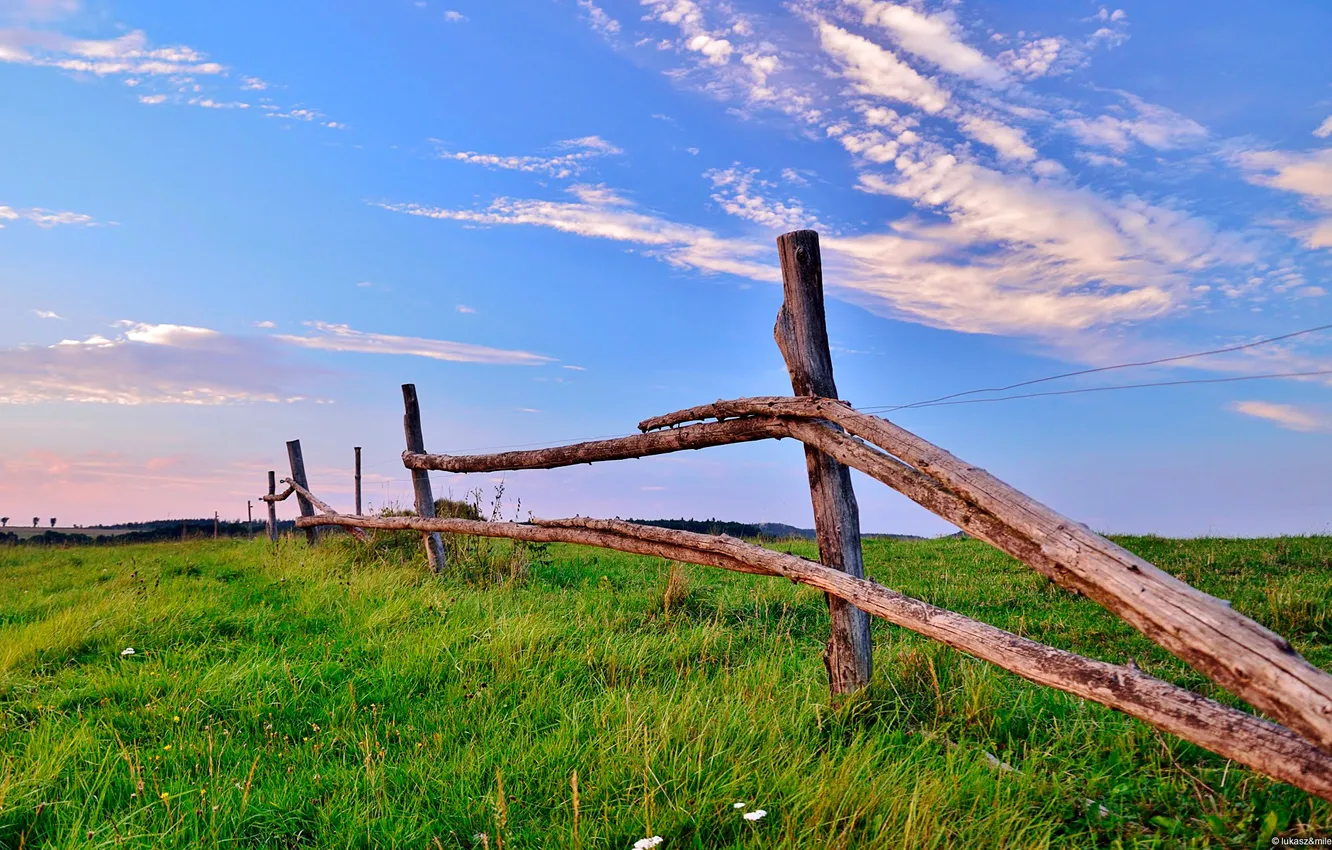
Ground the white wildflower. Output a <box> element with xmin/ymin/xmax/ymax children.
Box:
<box><xmin>632</xmin><ymin>837</ymin><xmax>663</xmax><ymax>850</ymax></box>
<box><xmin>121</xmin><ymin>647</ymin><xmax>136</xmax><ymax>656</ymax></box>
<box><xmin>733</xmin><ymin>802</ymin><xmax>745</xmax><ymax>809</ymax></box>
<box><xmin>743</xmin><ymin>809</ymin><xmax>767</xmax><ymax>821</ymax></box>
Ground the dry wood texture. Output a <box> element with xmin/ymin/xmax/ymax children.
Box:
<box><xmin>286</xmin><ymin>440</ymin><xmax>318</xmax><ymax>546</ymax></box>
<box><xmin>280</xmin><ymin>478</ymin><xmax>370</xmax><ymax>542</ymax></box>
<box><xmin>354</xmin><ymin>446</ymin><xmax>363</xmax><ymax>517</ymax></box>
<box><xmin>265</xmin><ymin>471</ymin><xmax>278</xmax><ymax>543</ymax></box>
<box><xmin>296</xmin><ymin>511</ymin><xmax>1332</xmax><ymax>802</ymax></box>
<box><xmin>402</xmin><ymin>384</ymin><xmax>446</xmax><ymax>572</ymax></box>
<box><xmin>404</xmin><ymin>418</ymin><xmax>788</xmax><ymax>473</ymax></box>
<box><xmin>774</xmin><ymin>229</ymin><xmax>872</xmax><ymax>694</ymax></box>
<box><xmin>640</xmin><ymin>396</ymin><xmax>1332</xmax><ymax>753</ymax></box>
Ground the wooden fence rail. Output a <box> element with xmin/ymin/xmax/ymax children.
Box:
<box><xmin>262</xmin><ymin>229</ymin><xmax>1332</xmax><ymax>802</ymax></box>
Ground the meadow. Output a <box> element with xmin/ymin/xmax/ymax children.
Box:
<box><xmin>0</xmin><ymin>530</ymin><xmax>1329</xmax><ymax>848</ymax></box>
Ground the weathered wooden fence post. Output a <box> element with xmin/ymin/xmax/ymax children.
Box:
<box><xmin>266</xmin><ymin>471</ymin><xmax>278</xmax><ymax>543</ymax></box>
<box><xmin>775</xmin><ymin>229</ymin><xmax>873</xmax><ymax>696</ymax></box>
<box><xmin>402</xmin><ymin>384</ymin><xmax>447</xmax><ymax>572</ymax></box>
<box><xmin>286</xmin><ymin>440</ymin><xmax>319</xmax><ymax>545</ymax></box>
<box><xmin>354</xmin><ymin>446</ymin><xmax>363</xmax><ymax>516</ymax></box>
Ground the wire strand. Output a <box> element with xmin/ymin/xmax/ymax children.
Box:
<box><xmin>879</xmin><ymin>368</ymin><xmax>1332</xmax><ymax>410</ymax></box>
<box><xmin>860</xmin><ymin>322</ymin><xmax>1332</xmax><ymax>414</ymax></box>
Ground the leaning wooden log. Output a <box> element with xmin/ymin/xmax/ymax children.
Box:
<box><xmin>295</xmin><ymin>511</ymin><xmax>1332</xmax><ymax>802</ymax></box>
<box><xmin>280</xmin><ymin>478</ymin><xmax>370</xmax><ymax>542</ymax></box>
<box><xmin>403</xmin><ymin>418</ymin><xmax>789</xmax><ymax>473</ymax></box>
<box><xmin>638</xmin><ymin>396</ymin><xmax>1332</xmax><ymax>754</ymax></box>
<box><xmin>400</xmin><ymin>399</ymin><xmax>1332</xmax><ymax>753</ymax></box>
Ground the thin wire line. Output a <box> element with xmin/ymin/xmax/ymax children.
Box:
<box><xmin>883</xmin><ymin>368</ymin><xmax>1332</xmax><ymax>410</ymax></box>
<box><xmin>860</xmin><ymin>322</ymin><xmax>1332</xmax><ymax>414</ymax></box>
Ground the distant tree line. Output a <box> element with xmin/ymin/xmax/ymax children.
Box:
<box><xmin>0</xmin><ymin>518</ymin><xmax>296</xmax><ymax>546</ymax></box>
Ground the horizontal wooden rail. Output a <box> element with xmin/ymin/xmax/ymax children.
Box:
<box><xmin>403</xmin><ymin>418</ymin><xmax>789</xmax><ymax>472</ymax></box>
<box><xmin>260</xmin><ymin>485</ymin><xmax>295</xmax><ymax>503</ymax></box>
<box><xmin>296</xmin><ymin>511</ymin><xmax>1332</xmax><ymax>802</ymax></box>
<box><xmin>399</xmin><ymin>397</ymin><xmax>1332</xmax><ymax>754</ymax></box>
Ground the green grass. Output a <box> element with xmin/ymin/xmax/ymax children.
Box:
<box><xmin>0</xmin><ymin>533</ymin><xmax>1329</xmax><ymax>848</ymax></box>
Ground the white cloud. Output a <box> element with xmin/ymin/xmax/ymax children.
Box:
<box><xmin>115</xmin><ymin>321</ymin><xmax>219</xmax><ymax>346</ymax></box>
<box><xmin>378</xmin><ymin>185</ymin><xmax>777</xmax><ymax>281</ymax></box>
<box><xmin>189</xmin><ymin>97</ymin><xmax>249</xmax><ymax>109</ymax></box>
<box><xmin>274</xmin><ymin>322</ymin><xmax>555</xmax><ymax>365</ymax></box>
<box><xmin>240</xmin><ymin>75</ymin><xmax>267</xmax><ymax>90</ymax></box>
<box><xmin>137</xmin><ymin>93</ymin><xmax>166</xmax><ymax>105</ymax></box>
<box><xmin>849</xmin><ymin>1</ymin><xmax>1009</xmax><ymax>86</ymax></box>
<box><xmin>254</xmin><ymin>320</ymin><xmax>276</xmax><ymax>328</ymax></box>
<box><xmin>818</xmin><ymin>21</ymin><xmax>950</xmax><ymax>114</ymax></box>
<box><xmin>957</xmin><ymin>113</ymin><xmax>1036</xmax><ymax>161</ymax></box>
<box><xmin>1235</xmin><ymin>147</ymin><xmax>1332</xmax><ymax>249</ymax></box>
<box><xmin>1231</xmin><ymin>401</ymin><xmax>1328</xmax><ymax>433</ymax></box>
<box><xmin>443</xmin><ymin>10</ymin><xmax>467</xmax><ymax>22</ymax></box>
<box><xmin>1064</xmin><ymin>95</ymin><xmax>1206</xmax><ymax>153</ymax></box>
<box><xmin>578</xmin><ymin>0</ymin><xmax>620</xmax><ymax>36</ymax></box>
<box><xmin>998</xmin><ymin>36</ymin><xmax>1066</xmax><ymax>78</ymax></box>
<box><xmin>438</xmin><ymin>136</ymin><xmax>622</xmax><ymax>179</ymax></box>
<box><xmin>265</xmin><ymin>107</ymin><xmax>322</xmax><ymax>122</ymax></box>
<box><xmin>0</xmin><ymin>28</ymin><xmax>225</xmax><ymax>76</ymax></box>
<box><xmin>1077</xmin><ymin>151</ymin><xmax>1127</xmax><ymax>168</ymax></box>
<box><xmin>642</xmin><ymin>0</ymin><xmax>735</xmax><ymax>66</ymax></box>
<box><xmin>706</xmin><ymin>166</ymin><xmax>819</xmax><ymax>230</ymax></box>
<box><xmin>1</xmin><ymin>0</ymin><xmax>79</xmax><ymax>22</ymax></box>
<box><xmin>32</xmin><ymin>309</ymin><xmax>62</xmax><ymax>319</ymax></box>
<box><xmin>832</xmin><ymin>149</ymin><xmax>1246</xmax><ymax>334</ymax></box>
<box><xmin>0</xmin><ymin>321</ymin><xmax>310</xmax><ymax>404</ymax></box>
<box><xmin>456</xmin><ymin>304</ymin><xmax>476</xmax><ymax>313</ymax></box>
<box><xmin>0</xmin><ymin>203</ymin><xmax>95</xmax><ymax>227</ymax></box>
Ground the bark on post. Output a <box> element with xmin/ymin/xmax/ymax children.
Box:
<box><xmin>775</xmin><ymin>229</ymin><xmax>873</xmax><ymax>696</ymax></box>
<box><xmin>354</xmin><ymin>446</ymin><xmax>363</xmax><ymax>516</ymax></box>
<box><xmin>266</xmin><ymin>471</ymin><xmax>278</xmax><ymax>543</ymax></box>
<box><xmin>286</xmin><ymin>440</ymin><xmax>318</xmax><ymax>546</ymax></box>
<box><xmin>402</xmin><ymin>384</ymin><xmax>447</xmax><ymax>572</ymax></box>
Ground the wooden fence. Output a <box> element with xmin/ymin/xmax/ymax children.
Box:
<box><xmin>261</xmin><ymin>230</ymin><xmax>1332</xmax><ymax>803</ymax></box>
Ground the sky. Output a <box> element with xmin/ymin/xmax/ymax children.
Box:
<box><xmin>2</xmin><ymin>0</ymin><xmax>1330</xmax><ymax>537</ymax></box>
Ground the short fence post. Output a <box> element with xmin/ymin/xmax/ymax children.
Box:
<box><xmin>354</xmin><ymin>446</ymin><xmax>363</xmax><ymax>516</ymax></box>
<box><xmin>266</xmin><ymin>471</ymin><xmax>278</xmax><ymax>543</ymax></box>
<box><xmin>775</xmin><ymin>229</ymin><xmax>873</xmax><ymax>696</ymax></box>
<box><xmin>286</xmin><ymin>439</ymin><xmax>319</xmax><ymax>546</ymax></box>
<box><xmin>401</xmin><ymin>384</ymin><xmax>447</xmax><ymax>572</ymax></box>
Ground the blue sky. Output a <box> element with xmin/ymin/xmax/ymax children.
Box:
<box><xmin>2</xmin><ymin>0</ymin><xmax>1330</xmax><ymax>535</ymax></box>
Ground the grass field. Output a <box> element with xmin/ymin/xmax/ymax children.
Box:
<box><xmin>0</xmin><ymin>532</ymin><xmax>1329</xmax><ymax>848</ymax></box>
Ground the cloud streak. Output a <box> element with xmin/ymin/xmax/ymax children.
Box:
<box><xmin>273</xmin><ymin>322</ymin><xmax>556</xmax><ymax>365</ymax></box>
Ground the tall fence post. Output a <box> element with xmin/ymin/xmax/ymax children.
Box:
<box><xmin>266</xmin><ymin>471</ymin><xmax>278</xmax><ymax>543</ymax></box>
<box><xmin>354</xmin><ymin>446</ymin><xmax>363</xmax><ymax>516</ymax></box>
<box><xmin>402</xmin><ymin>384</ymin><xmax>447</xmax><ymax>572</ymax></box>
<box><xmin>775</xmin><ymin>229</ymin><xmax>873</xmax><ymax>696</ymax></box>
<box><xmin>286</xmin><ymin>439</ymin><xmax>319</xmax><ymax>546</ymax></box>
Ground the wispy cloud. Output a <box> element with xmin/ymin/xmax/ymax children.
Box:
<box><xmin>849</xmin><ymin>0</ymin><xmax>1009</xmax><ymax>87</ymax></box>
<box><xmin>0</xmin><ymin>28</ymin><xmax>224</xmax><ymax>76</ymax></box>
<box><xmin>1231</xmin><ymin>401</ymin><xmax>1329</xmax><ymax>433</ymax></box>
<box><xmin>0</xmin><ymin>321</ymin><xmax>313</xmax><ymax>404</ymax></box>
<box><xmin>377</xmin><ymin>184</ymin><xmax>777</xmax><ymax>281</ymax></box>
<box><xmin>0</xmin><ymin>203</ymin><xmax>95</xmax><ymax>227</ymax></box>
<box><xmin>1235</xmin><ymin>147</ymin><xmax>1332</xmax><ymax>249</ymax></box>
<box><xmin>32</xmin><ymin>309</ymin><xmax>62</xmax><ymax>319</ymax></box>
<box><xmin>1063</xmin><ymin>93</ymin><xmax>1206</xmax><ymax>153</ymax></box>
<box><xmin>577</xmin><ymin>0</ymin><xmax>620</xmax><ymax>37</ymax></box>
<box><xmin>436</xmin><ymin>136</ymin><xmax>622</xmax><ymax>179</ymax></box>
<box><xmin>443</xmin><ymin>10</ymin><xmax>467</xmax><ymax>23</ymax></box>
<box><xmin>273</xmin><ymin>321</ymin><xmax>556</xmax><ymax>365</ymax></box>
